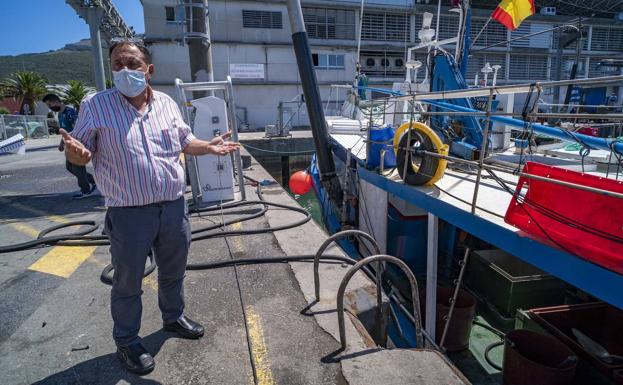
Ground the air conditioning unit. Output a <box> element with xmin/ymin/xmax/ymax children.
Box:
<box><xmin>364</xmin><ymin>57</ymin><xmax>377</xmax><ymax>68</ymax></box>
<box><xmin>540</xmin><ymin>7</ymin><xmax>556</xmax><ymax>16</ymax></box>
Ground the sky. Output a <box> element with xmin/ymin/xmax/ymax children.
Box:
<box><xmin>0</xmin><ymin>0</ymin><xmax>145</xmax><ymax>56</ymax></box>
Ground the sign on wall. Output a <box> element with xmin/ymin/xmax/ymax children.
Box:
<box><xmin>229</xmin><ymin>64</ymin><xmax>265</xmax><ymax>79</ymax></box>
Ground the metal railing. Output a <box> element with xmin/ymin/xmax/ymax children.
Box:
<box><xmin>0</xmin><ymin>115</ymin><xmax>49</xmax><ymax>140</ymax></box>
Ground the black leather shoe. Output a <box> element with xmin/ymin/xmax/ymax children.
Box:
<box><xmin>163</xmin><ymin>315</ymin><xmax>204</xmax><ymax>339</ymax></box>
<box><xmin>116</xmin><ymin>343</ymin><xmax>155</xmax><ymax>375</ymax></box>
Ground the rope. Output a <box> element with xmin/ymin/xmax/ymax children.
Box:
<box><xmin>241</xmin><ymin>143</ymin><xmax>315</xmax><ymax>155</ymax></box>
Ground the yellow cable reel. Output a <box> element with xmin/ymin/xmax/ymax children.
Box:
<box><xmin>393</xmin><ymin>122</ymin><xmax>449</xmax><ymax>186</ymax></box>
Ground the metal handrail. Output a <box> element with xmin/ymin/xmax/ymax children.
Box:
<box><xmin>337</xmin><ymin>254</ymin><xmax>423</xmax><ymax>350</ymax></box>
<box><xmin>313</xmin><ymin>229</ymin><xmax>381</xmax><ymax>302</ymax></box>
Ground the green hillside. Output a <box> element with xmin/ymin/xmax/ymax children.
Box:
<box><xmin>0</xmin><ymin>49</ymin><xmax>110</xmax><ymax>86</ymax></box>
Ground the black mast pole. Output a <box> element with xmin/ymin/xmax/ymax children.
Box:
<box><xmin>285</xmin><ymin>0</ymin><xmax>342</xmax><ymax>205</ymax></box>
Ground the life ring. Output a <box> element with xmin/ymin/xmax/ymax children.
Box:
<box><xmin>393</xmin><ymin>122</ymin><xmax>449</xmax><ymax>186</ymax></box>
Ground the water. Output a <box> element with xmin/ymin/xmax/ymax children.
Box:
<box><xmin>254</xmin><ymin>155</ymin><xmax>325</xmax><ymax>229</ymax></box>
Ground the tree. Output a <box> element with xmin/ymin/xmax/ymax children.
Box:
<box><xmin>0</xmin><ymin>71</ymin><xmax>47</xmax><ymax>115</ymax></box>
<box><xmin>61</xmin><ymin>80</ymin><xmax>93</xmax><ymax>112</ymax></box>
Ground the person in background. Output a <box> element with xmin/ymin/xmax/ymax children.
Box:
<box><xmin>43</xmin><ymin>93</ymin><xmax>97</xmax><ymax>199</ymax></box>
<box><xmin>62</xmin><ymin>40</ymin><xmax>239</xmax><ymax>375</ymax></box>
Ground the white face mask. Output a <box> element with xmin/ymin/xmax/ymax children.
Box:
<box><xmin>113</xmin><ymin>68</ymin><xmax>147</xmax><ymax>97</ymax></box>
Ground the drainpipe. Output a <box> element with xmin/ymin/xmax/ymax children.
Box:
<box><xmin>285</xmin><ymin>0</ymin><xmax>342</xmax><ymax>205</ymax></box>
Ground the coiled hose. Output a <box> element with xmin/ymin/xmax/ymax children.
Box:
<box><xmin>0</xmin><ymin>176</ymin><xmax>359</xmax><ymax>287</ymax></box>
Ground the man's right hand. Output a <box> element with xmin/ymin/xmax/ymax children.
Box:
<box><xmin>60</xmin><ymin>129</ymin><xmax>91</xmax><ymax>165</ymax></box>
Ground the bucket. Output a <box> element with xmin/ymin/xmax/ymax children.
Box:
<box><xmin>503</xmin><ymin>329</ymin><xmax>577</xmax><ymax>385</ymax></box>
<box><xmin>368</xmin><ymin>126</ymin><xmax>397</xmax><ymax>169</ymax></box>
<box><xmin>435</xmin><ymin>286</ymin><xmax>477</xmax><ymax>352</ymax></box>
<box><xmin>614</xmin><ymin>368</ymin><xmax>623</xmax><ymax>385</ymax></box>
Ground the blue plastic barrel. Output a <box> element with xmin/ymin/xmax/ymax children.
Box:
<box><xmin>368</xmin><ymin>126</ymin><xmax>397</xmax><ymax>169</ymax></box>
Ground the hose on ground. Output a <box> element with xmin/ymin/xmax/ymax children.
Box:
<box><xmin>100</xmin><ymin>254</ymin><xmax>356</xmax><ymax>285</ymax></box>
<box><xmin>2</xmin><ymin>175</ymin><xmax>320</xmax><ymax>289</ymax></box>
<box><xmin>473</xmin><ymin>320</ymin><xmax>505</xmax><ymax>371</ymax></box>
<box><xmin>484</xmin><ymin>341</ymin><xmax>504</xmax><ymax>371</ymax></box>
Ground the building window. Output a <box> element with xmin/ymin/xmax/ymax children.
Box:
<box><xmin>242</xmin><ymin>10</ymin><xmax>283</xmax><ymax>29</ymax></box>
<box><xmin>362</xmin><ymin>12</ymin><xmax>410</xmax><ymax>42</ymax></box>
<box><xmin>312</xmin><ymin>53</ymin><xmax>345</xmax><ymax>69</ymax></box>
<box><xmin>303</xmin><ymin>8</ymin><xmax>356</xmax><ymax>40</ymax></box>
<box><xmin>165</xmin><ymin>6</ymin><xmax>175</xmax><ymax>22</ymax></box>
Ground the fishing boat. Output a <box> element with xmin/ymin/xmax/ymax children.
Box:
<box><xmin>296</xmin><ymin>1</ymin><xmax>623</xmax><ymax>382</ymax></box>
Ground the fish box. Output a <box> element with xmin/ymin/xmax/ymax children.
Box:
<box><xmin>467</xmin><ymin>249</ymin><xmax>566</xmax><ymax>318</ymax></box>
<box><xmin>529</xmin><ymin>303</ymin><xmax>623</xmax><ymax>378</ymax></box>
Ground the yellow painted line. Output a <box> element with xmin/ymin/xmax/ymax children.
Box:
<box><xmin>245</xmin><ymin>306</ymin><xmax>275</xmax><ymax>385</ymax></box>
<box><xmin>229</xmin><ymin>222</ymin><xmax>246</xmax><ymax>255</ymax></box>
<box><xmin>28</xmin><ymin>246</ymin><xmax>96</xmax><ymax>278</ymax></box>
<box><xmin>8</xmin><ymin>222</ymin><xmax>40</xmax><ymax>237</ymax></box>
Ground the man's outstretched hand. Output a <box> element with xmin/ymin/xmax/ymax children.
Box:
<box><xmin>209</xmin><ymin>141</ymin><xmax>240</xmax><ymax>156</ymax></box>
<box><xmin>60</xmin><ymin>129</ymin><xmax>91</xmax><ymax>165</ymax></box>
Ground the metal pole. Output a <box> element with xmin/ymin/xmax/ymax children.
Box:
<box><xmin>226</xmin><ymin>77</ymin><xmax>246</xmax><ymax>201</ymax></box>
<box><xmin>471</xmin><ymin>90</ymin><xmax>494</xmax><ymax>214</ymax></box>
<box><xmin>186</xmin><ymin>0</ymin><xmax>213</xmax><ymax>98</ymax></box>
<box><xmin>356</xmin><ymin>0</ymin><xmax>365</xmax><ymax>71</ymax></box>
<box><xmin>87</xmin><ymin>7</ymin><xmax>106</xmax><ymax>91</ymax></box>
<box><xmin>425</xmin><ymin>213</ymin><xmax>438</xmax><ymax>345</ymax></box>
<box><xmin>439</xmin><ymin>247</ymin><xmax>470</xmax><ymax>351</ymax></box>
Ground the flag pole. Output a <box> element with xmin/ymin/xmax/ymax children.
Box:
<box><xmin>470</xmin><ymin>16</ymin><xmax>491</xmax><ymax>50</ymax></box>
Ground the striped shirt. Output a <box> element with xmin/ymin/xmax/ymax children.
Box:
<box><xmin>72</xmin><ymin>88</ymin><xmax>196</xmax><ymax>207</ymax></box>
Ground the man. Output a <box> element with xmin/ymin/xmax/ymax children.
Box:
<box><xmin>43</xmin><ymin>93</ymin><xmax>97</xmax><ymax>199</ymax></box>
<box><xmin>62</xmin><ymin>40</ymin><xmax>239</xmax><ymax>375</ymax></box>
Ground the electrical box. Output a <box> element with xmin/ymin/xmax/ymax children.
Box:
<box><xmin>191</xmin><ymin>96</ymin><xmax>235</xmax><ymax>203</ymax></box>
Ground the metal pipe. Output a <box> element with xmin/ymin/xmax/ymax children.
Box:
<box><xmin>226</xmin><ymin>77</ymin><xmax>246</xmax><ymax>201</ymax></box>
<box><xmin>438</xmin><ymin>247</ymin><xmax>470</xmax><ymax>351</ymax></box>
<box><xmin>337</xmin><ymin>255</ymin><xmax>423</xmax><ymax>350</ymax></box>
<box><xmin>285</xmin><ymin>0</ymin><xmax>342</xmax><ymax>205</ymax></box>
<box><xmin>471</xmin><ymin>90</ymin><xmax>494</xmax><ymax>214</ymax></box>
<box><xmin>427</xmin><ymin>100</ymin><xmax>623</xmax><ymax>154</ymax></box>
<box><xmin>389</xmin><ymin>292</ymin><xmax>439</xmax><ymax>349</ymax></box>
<box><xmin>474</xmin><ymin>23</ymin><xmax>579</xmax><ymax>52</ymax></box>
<box><xmin>416</xmin><ymin>150</ymin><xmax>623</xmax><ymax>200</ymax></box>
<box><xmin>387</xmin><ymin>75</ymin><xmax>623</xmax><ymax>102</ymax></box>
<box><xmin>313</xmin><ymin>229</ymin><xmax>380</xmax><ymax>302</ymax></box>
<box><xmin>87</xmin><ymin>7</ymin><xmax>106</xmax><ymax>91</ymax></box>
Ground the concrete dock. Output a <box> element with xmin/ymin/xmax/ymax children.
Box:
<box><xmin>0</xmin><ymin>137</ymin><xmax>468</xmax><ymax>385</ymax></box>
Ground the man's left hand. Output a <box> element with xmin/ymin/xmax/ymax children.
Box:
<box><xmin>209</xmin><ymin>142</ymin><xmax>240</xmax><ymax>156</ymax></box>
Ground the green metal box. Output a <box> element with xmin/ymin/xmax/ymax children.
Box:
<box><xmin>466</xmin><ymin>249</ymin><xmax>567</xmax><ymax>318</ymax></box>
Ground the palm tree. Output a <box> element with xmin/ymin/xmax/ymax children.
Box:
<box><xmin>0</xmin><ymin>71</ymin><xmax>47</xmax><ymax>114</ymax></box>
<box><xmin>61</xmin><ymin>80</ymin><xmax>93</xmax><ymax>112</ymax></box>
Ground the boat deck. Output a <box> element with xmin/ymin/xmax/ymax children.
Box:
<box><xmin>329</xmin><ymin>130</ymin><xmax>623</xmax><ymax>310</ymax></box>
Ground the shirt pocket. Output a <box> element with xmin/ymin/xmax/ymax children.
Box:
<box><xmin>155</xmin><ymin>128</ymin><xmax>182</xmax><ymax>157</ymax></box>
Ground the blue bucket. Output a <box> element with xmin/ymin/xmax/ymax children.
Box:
<box><xmin>368</xmin><ymin>126</ymin><xmax>397</xmax><ymax>169</ymax></box>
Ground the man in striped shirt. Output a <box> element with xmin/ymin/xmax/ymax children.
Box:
<box><xmin>61</xmin><ymin>40</ymin><xmax>239</xmax><ymax>375</ymax></box>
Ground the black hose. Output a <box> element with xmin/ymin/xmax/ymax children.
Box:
<box><xmin>1</xmin><ymin>176</ymin><xmax>316</xmax><ymax>289</ymax></box>
<box><xmin>100</xmin><ymin>252</ymin><xmax>156</xmax><ymax>285</ymax></box>
<box><xmin>100</xmin><ymin>254</ymin><xmax>356</xmax><ymax>285</ymax></box>
<box><xmin>472</xmin><ymin>320</ymin><xmax>505</xmax><ymax>371</ymax></box>
<box><xmin>0</xmin><ymin>221</ymin><xmax>99</xmax><ymax>253</ymax></box>
<box><xmin>484</xmin><ymin>341</ymin><xmax>504</xmax><ymax>371</ymax></box>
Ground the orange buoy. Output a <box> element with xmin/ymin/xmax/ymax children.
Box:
<box><xmin>289</xmin><ymin>170</ymin><xmax>313</xmax><ymax>195</ymax></box>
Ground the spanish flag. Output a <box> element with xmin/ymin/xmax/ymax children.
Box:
<box><xmin>492</xmin><ymin>0</ymin><xmax>535</xmax><ymax>30</ymax></box>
